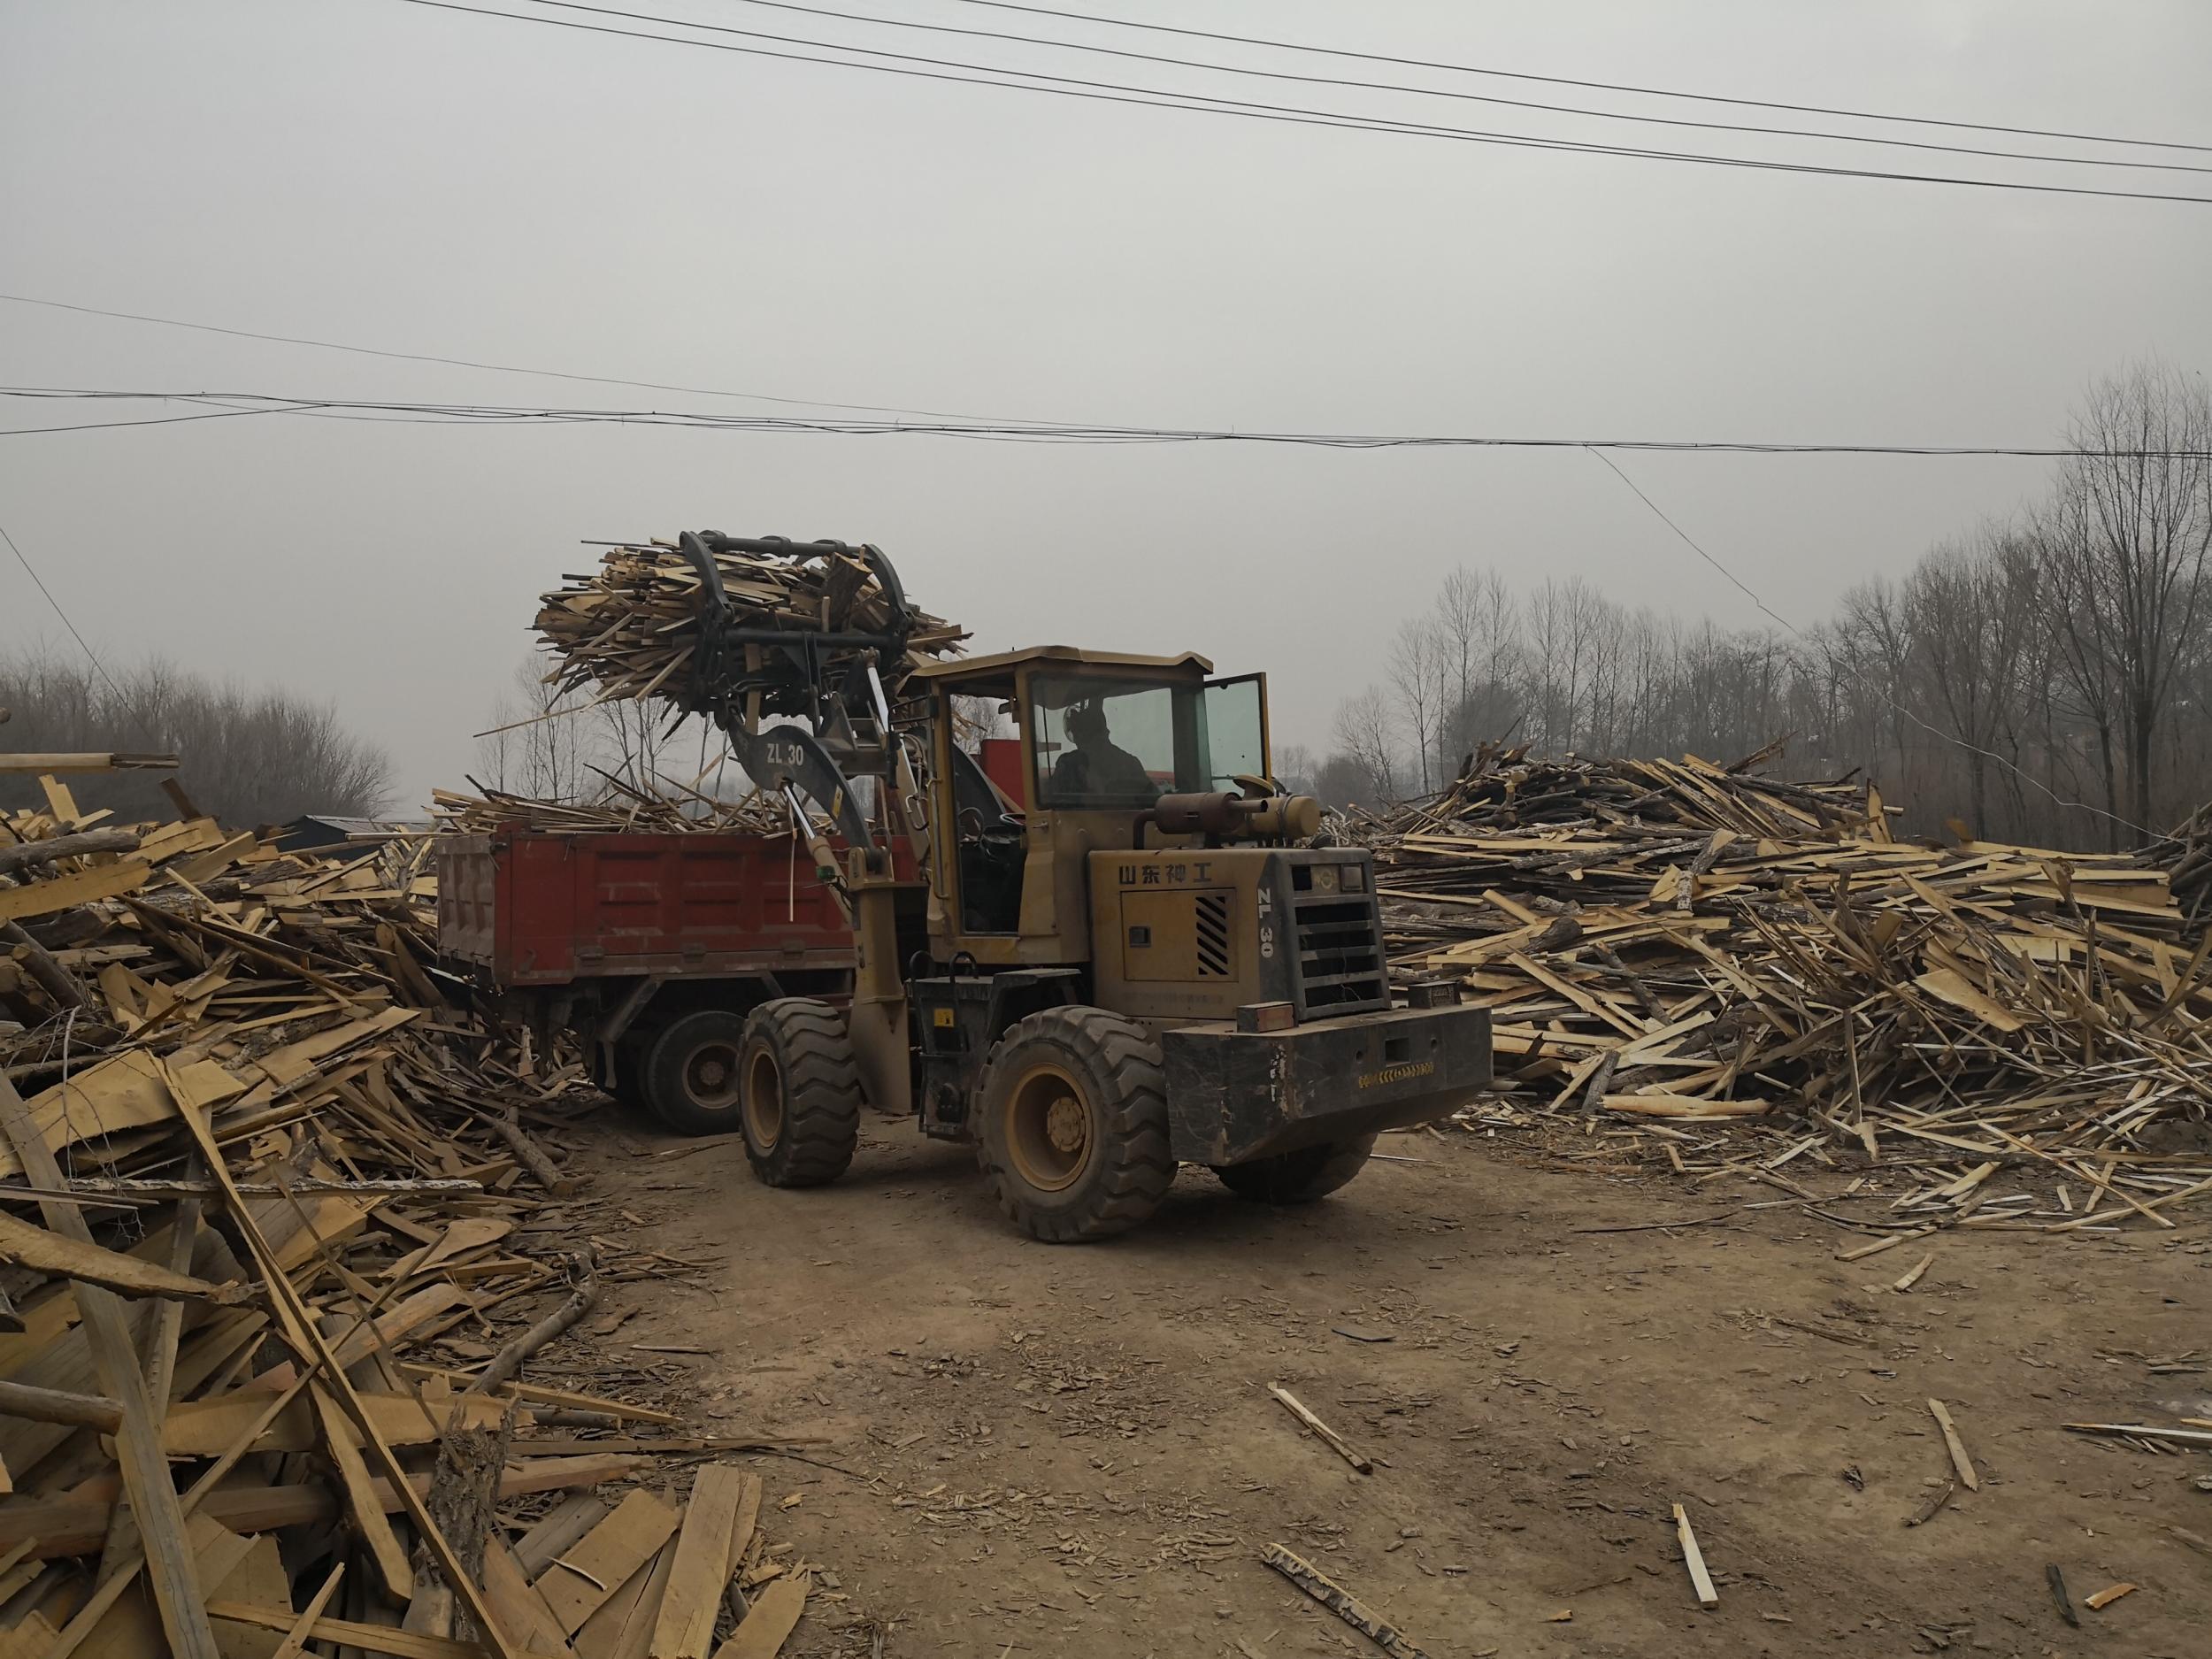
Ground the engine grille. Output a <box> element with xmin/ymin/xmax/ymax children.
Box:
<box><xmin>1287</xmin><ymin>890</ymin><xmax>1389</xmax><ymax>1015</ymax></box>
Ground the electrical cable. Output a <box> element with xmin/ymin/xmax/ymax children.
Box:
<box><xmin>388</xmin><ymin>1</ymin><xmax>2212</xmax><ymax>205</ymax></box>
<box><xmin>0</xmin><ymin>521</ymin><xmax>134</xmax><ymax>711</ymax></box>
<box><xmin>1581</xmin><ymin>445</ymin><xmax>2149</xmax><ymax>835</ymax></box>
<box><xmin>944</xmin><ymin>0</ymin><xmax>2212</xmax><ymax>157</ymax></box>
<box><xmin>644</xmin><ymin>0</ymin><xmax>2212</xmax><ymax>176</ymax></box>
<box><xmin>0</xmin><ymin>292</ymin><xmax>1052</xmax><ymax>427</ymax></box>
<box><xmin>7</xmin><ymin>387</ymin><xmax>2212</xmax><ymax>457</ymax></box>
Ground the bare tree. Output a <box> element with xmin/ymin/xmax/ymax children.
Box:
<box><xmin>1904</xmin><ymin>526</ymin><xmax>2041</xmax><ymax>835</ymax></box>
<box><xmin>2042</xmin><ymin>361</ymin><xmax>2212</xmax><ymax>839</ymax></box>
<box><xmin>1387</xmin><ymin>618</ymin><xmax>1450</xmax><ymax>794</ymax></box>
<box><xmin>1330</xmin><ymin>686</ymin><xmax>1400</xmax><ymax>803</ymax></box>
<box><xmin>0</xmin><ymin>646</ymin><xmax>395</xmax><ymax>825</ymax></box>
<box><xmin>1272</xmin><ymin>742</ymin><xmax>1318</xmax><ymax>795</ymax></box>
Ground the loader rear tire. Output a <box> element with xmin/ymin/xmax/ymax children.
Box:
<box><xmin>734</xmin><ymin>999</ymin><xmax>863</xmax><ymax>1187</ymax></box>
<box><xmin>976</xmin><ymin>1007</ymin><xmax>1174</xmax><ymax>1243</ymax></box>
<box><xmin>1212</xmin><ymin>1134</ymin><xmax>1377</xmax><ymax>1204</ymax></box>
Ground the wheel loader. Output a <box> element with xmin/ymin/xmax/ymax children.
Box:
<box><xmin>678</xmin><ymin>530</ymin><xmax>1492</xmax><ymax>1240</ymax></box>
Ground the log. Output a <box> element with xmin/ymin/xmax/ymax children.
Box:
<box><xmin>486</xmin><ymin>1107</ymin><xmax>573</xmax><ymax>1195</ymax></box>
<box><xmin>0</xmin><ymin>1207</ymin><xmax>250</xmax><ymax>1304</ymax></box>
<box><xmin>0</xmin><ymin>828</ymin><xmax>142</xmax><ymax>877</ymax></box>
<box><xmin>1259</xmin><ymin>1543</ymin><xmax>1428</xmax><ymax>1659</ymax></box>
<box><xmin>0</xmin><ymin>1376</ymin><xmax>122</xmax><ymax>1431</ymax></box>
<box><xmin>2</xmin><ymin>919</ymin><xmax>88</xmax><ymax>1011</ymax></box>
<box><xmin>0</xmin><ymin>753</ymin><xmax>177</xmax><ymax>774</ymax></box>
<box><xmin>470</xmin><ymin>1256</ymin><xmax>600</xmax><ymax>1394</ymax></box>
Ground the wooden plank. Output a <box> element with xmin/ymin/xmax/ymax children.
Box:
<box><xmin>1672</xmin><ymin>1502</ymin><xmax>1719</xmax><ymax>1608</ymax></box>
<box><xmin>1266</xmin><ymin>1384</ymin><xmax>1371</xmax><ymax>1473</ymax></box>
<box><xmin>0</xmin><ymin>1071</ymin><xmax>220</xmax><ymax>1659</ymax></box>
<box><xmin>0</xmin><ymin>1455</ymin><xmax>650</xmax><ymax>1561</ymax></box>
<box><xmin>1928</xmin><ymin>1399</ymin><xmax>1979</xmax><ymax>1491</ymax></box>
<box><xmin>516</xmin><ymin>1497</ymin><xmax>610</xmax><ymax>1579</ymax></box>
<box><xmin>649</xmin><ymin>1466</ymin><xmax>749</xmax><ymax>1659</ymax></box>
<box><xmin>203</xmin><ymin>1603</ymin><xmax>568</xmax><ymax>1659</ymax></box>
<box><xmin>57</xmin><ymin>1510</ymin><xmax>258</xmax><ymax>1659</ymax></box>
<box><xmin>0</xmin><ymin>859</ymin><xmax>150</xmax><ymax>923</ymax></box>
<box><xmin>171</xmin><ymin>1094</ymin><xmax>521</xmax><ymax>1656</ymax></box>
<box><xmin>0</xmin><ymin>1049</ymin><xmax>184</xmax><ymax>1177</ymax></box>
<box><xmin>574</xmin><ymin>1540</ymin><xmax>672</xmax><ymax>1659</ymax></box>
<box><xmin>163</xmin><ymin>1387</ymin><xmax>517</xmax><ymax>1456</ymax></box>
<box><xmin>267</xmin><ymin>1561</ymin><xmax>348</xmax><ymax>1659</ymax></box>
<box><xmin>709</xmin><ymin>1574</ymin><xmax>807</xmax><ymax>1659</ymax></box>
<box><xmin>540</xmin><ymin>1490</ymin><xmax>680</xmax><ymax>1634</ymax></box>
<box><xmin>0</xmin><ymin>1208</ymin><xmax>248</xmax><ymax>1304</ymax></box>
<box><xmin>482</xmin><ymin>1542</ymin><xmax>575</xmax><ymax>1656</ymax></box>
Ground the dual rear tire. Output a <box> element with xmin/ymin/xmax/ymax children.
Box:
<box><xmin>631</xmin><ymin>1002</ymin><xmax>862</xmax><ymax>1187</ymax></box>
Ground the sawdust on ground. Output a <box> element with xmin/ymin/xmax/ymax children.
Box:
<box><xmin>574</xmin><ymin>1118</ymin><xmax>2212</xmax><ymax>1659</ymax></box>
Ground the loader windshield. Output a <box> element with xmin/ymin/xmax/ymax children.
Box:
<box><xmin>1032</xmin><ymin>674</ymin><xmax>1202</xmax><ymax>808</ymax></box>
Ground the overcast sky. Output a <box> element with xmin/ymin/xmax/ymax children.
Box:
<box><xmin>5</xmin><ymin>0</ymin><xmax>2210</xmax><ymax>809</ymax></box>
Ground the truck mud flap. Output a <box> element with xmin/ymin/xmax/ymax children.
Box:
<box><xmin>1161</xmin><ymin>1004</ymin><xmax>1492</xmax><ymax>1167</ymax></box>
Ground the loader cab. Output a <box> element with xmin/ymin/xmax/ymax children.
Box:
<box><xmin>911</xmin><ymin>647</ymin><xmax>1270</xmax><ymax>966</ymax></box>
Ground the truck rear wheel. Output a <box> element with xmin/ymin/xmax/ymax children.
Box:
<box><xmin>1212</xmin><ymin>1134</ymin><xmax>1378</xmax><ymax>1204</ymax></box>
<box><xmin>734</xmin><ymin>999</ymin><xmax>863</xmax><ymax>1187</ymax></box>
<box><xmin>976</xmin><ymin>1008</ymin><xmax>1174</xmax><ymax>1243</ymax></box>
<box><xmin>641</xmin><ymin>1010</ymin><xmax>750</xmax><ymax>1137</ymax></box>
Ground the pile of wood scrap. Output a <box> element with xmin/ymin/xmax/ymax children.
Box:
<box><xmin>1368</xmin><ymin>748</ymin><xmax>2212</xmax><ymax>1232</ymax></box>
<box><xmin>0</xmin><ymin>772</ymin><xmax>829</xmax><ymax>1656</ymax></box>
<box><xmin>430</xmin><ymin>784</ymin><xmax>788</xmax><ymax>839</ymax></box>
<box><xmin>534</xmin><ymin>537</ymin><xmax>966</xmax><ymax>718</ymax></box>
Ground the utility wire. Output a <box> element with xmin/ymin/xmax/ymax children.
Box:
<box><xmin>390</xmin><ymin>1</ymin><xmax>2212</xmax><ymax>205</ymax></box>
<box><xmin>658</xmin><ymin>0</ymin><xmax>2212</xmax><ymax>175</ymax></box>
<box><xmin>9</xmin><ymin>386</ymin><xmax>2212</xmax><ymax>457</ymax></box>
<box><xmin>0</xmin><ymin>520</ymin><xmax>133</xmax><ymax>710</ymax></box>
<box><xmin>946</xmin><ymin>0</ymin><xmax>2212</xmax><ymax>157</ymax></box>
<box><xmin>1582</xmin><ymin>446</ymin><xmax>2149</xmax><ymax>835</ymax></box>
<box><xmin>0</xmin><ymin>292</ymin><xmax>1047</xmax><ymax>427</ymax></box>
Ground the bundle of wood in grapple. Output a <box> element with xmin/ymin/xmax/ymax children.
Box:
<box><xmin>1369</xmin><ymin>747</ymin><xmax>2212</xmax><ymax>1233</ymax></box>
<box><xmin>534</xmin><ymin>538</ymin><xmax>967</xmax><ymax>717</ymax></box>
<box><xmin>0</xmin><ymin>767</ymin><xmax>834</xmax><ymax>1656</ymax></box>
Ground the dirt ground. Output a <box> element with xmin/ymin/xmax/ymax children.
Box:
<box><xmin>558</xmin><ymin>1115</ymin><xmax>2212</xmax><ymax>1659</ymax></box>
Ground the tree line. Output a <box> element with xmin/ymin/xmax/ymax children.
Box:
<box><xmin>0</xmin><ymin>647</ymin><xmax>395</xmax><ymax>826</ymax></box>
<box><xmin>1296</xmin><ymin>361</ymin><xmax>2212</xmax><ymax>850</ymax></box>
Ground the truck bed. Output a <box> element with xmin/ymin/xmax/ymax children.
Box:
<box><xmin>437</xmin><ymin>826</ymin><xmax>856</xmax><ymax>987</ymax></box>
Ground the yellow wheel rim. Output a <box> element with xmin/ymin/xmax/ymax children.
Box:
<box><xmin>1004</xmin><ymin>1062</ymin><xmax>1093</xmax><ymax>1193</ymax></box>
<box><xmin>741</xmin><ymin>1044</ymin><xmax>783</xmax><ymax>1149</ymax></box>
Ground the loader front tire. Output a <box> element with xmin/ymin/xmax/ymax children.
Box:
<box><xmin>734</xmin><ymin>999</ymin><xmax>864</xmax><ymax>1187</ymax></box>
<box><xmin>1212</xmin><ymin>1134</ymin><xmax>1377</xmax><ymax>1204</ymax></box>
<box><xmin>976</xmin><ymin>1007</ymin><xmax>1174</xmax><ymax>1243</ymax></box>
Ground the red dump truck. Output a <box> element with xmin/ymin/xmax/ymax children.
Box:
<box><xmin>436</xmin><ymin>826</ymin><xmax>864</xmax><ymax>1133</ymax></box>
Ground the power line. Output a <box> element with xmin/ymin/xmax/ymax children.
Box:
<box><xmin>0</xmin><ymin>292</ymin><xmax>1045</xmax><ymax>426</ymax></box>
<box><xmin>389</xmin><ymin>1</ymin><xmax>2212</xmax><ymax>206</ymax></box>
<box><xmin>659</xmin><ymin>0</ymin><xmax>2212</xmax><ymax>176</ymax></box>
<box><xmin>0</xmin><ymin>521</ymin><xmax>132</xmax><ymax>710</ymax></box>
<box><xmin>1582</xmin><ymin>446</ymin><xmax>2148</xmax><ymax>835</ymax></box>
<box><xmin>946</xmin><ymin>0</ymin><xmax>2212</xmax><ymax>157</ymax></box>
<box><xmin>8</xmin><ymin>386</ymin><xmax>2212</xmax><ymax>457</ymax></box>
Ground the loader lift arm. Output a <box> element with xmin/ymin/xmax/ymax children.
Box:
<box><xmin>674</xmin><ymin>529</ymin><xmax>916</xmax><ymax>871</ymax></box>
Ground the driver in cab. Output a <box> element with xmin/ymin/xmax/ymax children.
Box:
<box><xmin>1051</xmin><ymin>699</ymin><xmax>1159</xmax><ymax>804</ymax></box>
